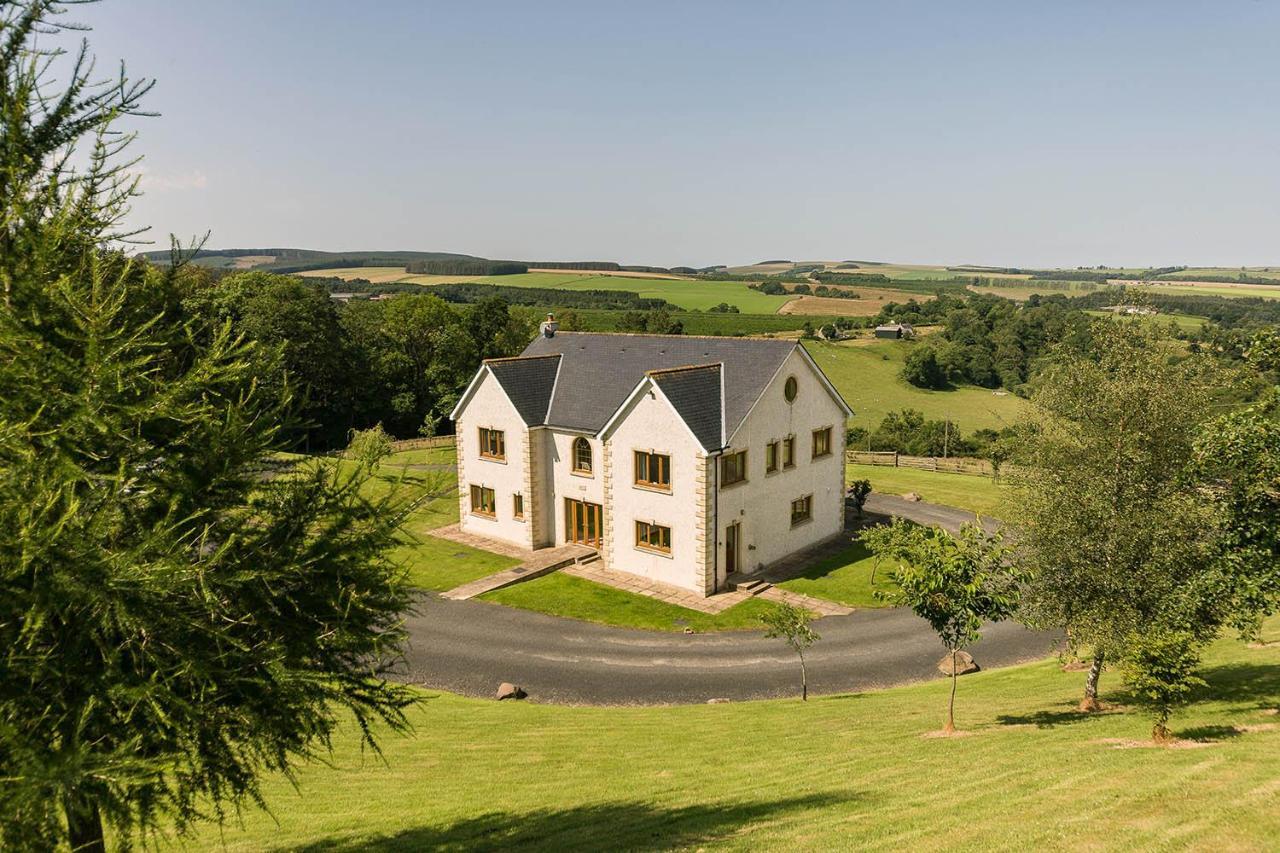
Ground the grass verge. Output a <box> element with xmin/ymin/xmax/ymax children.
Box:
<box><xmin>183</xmin><ymin>620</ymin><xmax>1280</xmax><ymax>851</ymax></box>
<box><xmin>479</xmin><ymin>572</ymin><xmax>779</xmax><ymax>632</ymax></box>
<box><xmin>775</xmin><ymin>542</ymin><xmax>896</xmax><ymax>607</ymax></box>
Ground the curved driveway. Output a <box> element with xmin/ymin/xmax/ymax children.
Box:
<box><xmin>396</xmin><ymin>493</ymin><xmax>1052</xmax><ymax>705</ymax></box>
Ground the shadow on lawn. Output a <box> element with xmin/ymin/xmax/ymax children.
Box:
<box><xmin>994</xmin><ymin>706</ymin><xmax>1105</xmax><ymax>729</ymax></box>
<box><xmin>288</xmin><ymin>793</ymin><xmax>856</xmax><ymax>852</ymax></box>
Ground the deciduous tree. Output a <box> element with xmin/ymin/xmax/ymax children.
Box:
<box><xmin>760</xmin><ymin>603</ymin><xmax>821</xmax><ymax>701</ymax></box>
<box><xmin>863</xmin><ymin>520</ymin><xmax>1023</xmax><ymax>733</ymax></box>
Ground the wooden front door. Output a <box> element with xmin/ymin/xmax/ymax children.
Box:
<box><xmin>725</xmin><ymin>522</ymin><xmax>740</xmax><ymax>575</ymax></box>
<box><xmin>565</xmin><ymin>498</ymin><xmax>603</xmax><ymax>548</ymax></box>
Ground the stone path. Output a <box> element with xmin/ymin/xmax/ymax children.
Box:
<box><xmin>757</xmin><ymin>586</ymin><xmax>854</xmax><ymax>617</ymax></box>
<box><xmin>563</xmin><ymin>561</ymin><xmax>755</xmax><ymax>614</ymax></box>
<box><xmin>429</xmin><ymin>523</ymin><xmax>531</xmax><ymax>559</ymax></box>
<box><xmin>436</xmin><ymin>528</ymin><xmax>595</xmax><ymax>600</ymax></box>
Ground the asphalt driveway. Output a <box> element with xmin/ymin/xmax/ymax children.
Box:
<box><xmin>394</xmin><ymin>491</ymin><xmax>1051</xmax><ymax>705</ymax></box>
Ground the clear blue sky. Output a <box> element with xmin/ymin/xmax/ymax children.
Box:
<box><xmin>76</xmin><ymin>1</ymin><xmax>1280</xmax><ymax>268</ymax></box>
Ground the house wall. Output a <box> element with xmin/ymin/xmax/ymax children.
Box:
<box><xmin>455</xmin><ymin>371</ymin><xmax>533</xmax><ymax>549</ymax></box>
<box><xmin>546</xmin><ymin>428</ymin><xmax>605</xmax><ymax>545</ymax></box>
<box><xmin>714</xmin><ymin>348</ymin><xmax>846</xmax><ymax>584</ymax></box>
<box><xmin>602</xmin><ymin>387</ymin><xmax>707</xmax><ymax>592</ymax></box>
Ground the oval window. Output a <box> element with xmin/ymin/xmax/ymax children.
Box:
<box><xmin>784</xmin><ymin>376</ymin><xmax>798</xmax><ymax>403</ymax></box>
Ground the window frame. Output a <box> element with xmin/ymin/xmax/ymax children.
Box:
<box><xmin>634</xmin><ymin>519</ymin><xmax>672</xmax><ymax>555</ymax></box>
<box><xmin>634</xmin><ymin>449</ymin><xmax>672</xmax><ymax>491</ymax></box>
<box><xmin>782</xmin><ymin>435</ymin><xmax>796</xmax><ymax>469</ymax></box>
<box><xmin>512</xmin><ymin>492</ymin><xmax>524</xmax><ymax>521</ymax></box>
<box><xmin>469</xmin><ymin>484</ymin><xmax>497</xmax><ymax>518</ymax></box>
<box><xmin>478</xmin><ymin>427</ymin><xmax>505</xmax><ymax>461</ymax></box>
<box><xmin>765</xmin><ymin>440</ymin><xmax>779</xmax><ymax>474</ymax></box>
<box><xmin>790</xmin><ymin>494</ymin><xmax>813</xmax><ymax>527</ymax></box>
<box><xmin>572</xmin><ymin>436</ymin><xmax>594</xmax><ymax>475</ymax></box>
<box><xmin>784</xmin><ymin>375</ymin><xmax>798</xmax><ymax>403</ymax></box>
<box><xmin>812</xmin><ymin>426</ymin><xmax>833</xmax><ymax>460</ymax></box>
<box><xmin>720</xmin><ymin>450</ymin><xmax>748</xmax><ymax>487</ymax></box>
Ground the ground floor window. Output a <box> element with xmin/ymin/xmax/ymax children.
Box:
<box><xmin>470</xmin><ymin>484</ymin><xmax>496</xmax><ymax>517</ymax></box>
<box><xmin>790</xmin><ymin>494</ymin><xmax>812</xmax><ymax>526</ymax></box>
<box><xmin>513</xmin><ymin>492</ymin><xmax>524</xmax><ymax>520</ymax></box>
<box><xmin>635</xmin><ymin>520</ymin><xmax>672</xmax><ymax>554</ymax></box>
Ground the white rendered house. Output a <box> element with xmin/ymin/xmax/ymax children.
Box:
<box><xmin>449</xmin><ymin>318</ymin><xmax>853</xmax><ymax>597</ymax></box>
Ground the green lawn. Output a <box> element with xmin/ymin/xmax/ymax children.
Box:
<box><xmin>804</xmin><ymin>339</ymin><xmax>1030</xmax><ymax>433</ymax></box>
<box><xmin>848</xmin><ymin>462</ymin><xmax>1007</xmax><ymax>518</ymax></box>
<box><xmin>335</xmin><ymin>450</ymin><xmax>519</xmax><ymax>592</ymax></box>
<box><xmin>181</xmin><ymin>619</ymin><xmax>1280</xmax><ymax>851</ymax></box>
<box><xmin>775</xmin><ymin>541</ymin><xmax>896</xmax><ymax>607</ymax></box>
<box><xmin>479</xmin><ymin>572</ymin><xmax>779</xmax><ymax>632</ymax></box>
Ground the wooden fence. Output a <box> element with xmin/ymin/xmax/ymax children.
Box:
<box><xmin>846</xmin><ymin>450</ymin><xmax>993</xmax><ymax>477</ymax></box>
<box><xmin>388</xmin><ymin>435</ymin><xmax>456</xmax><ymax>452</ymax></box>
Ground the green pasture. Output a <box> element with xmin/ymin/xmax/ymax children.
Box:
<box><xmin>804</xmin><ymin>339</ymin><xmax>1030</xmax><ymax>433</ymax></box>
<box><xmin>847</xmin><ymin>462</ymin><xmax>1008</xmax><ymax>518</ymax></box>
<box><xmin>181</xmin><ymin>619</ymin><xmax>1280</xmax><ymax>851</ymax></box>
<box><xmin>1084</xmin><ymin>309</ymin><xmax>1209</xmax><ymax>332</ymax></box>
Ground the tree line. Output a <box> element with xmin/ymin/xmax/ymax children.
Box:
<box><xmin>405</xmin><ymin>258</ymin><xmax>528</xmax><ymax>275</ymax></box>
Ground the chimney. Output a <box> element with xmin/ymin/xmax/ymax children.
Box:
<box><xmin>540</xmin><ymin>312</ymin><xmax>559</xmax><ymax>338</ymax></box>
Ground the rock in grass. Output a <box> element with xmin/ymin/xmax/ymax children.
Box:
<box><xmin>937</xmin><ymin>651</ymin><xmax>980</xmax><ymax>676</ymax></box>
<box><xmin>902</xmin><ymin>492</ymin><xmax>922</xmax><ymax>502</ymax></box>
<box><xmin>496</xmin><ymin>682</ymin><xmax>527</xmax><ymax>701</ymax></box>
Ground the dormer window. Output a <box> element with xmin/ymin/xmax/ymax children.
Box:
<box><xmin>573</xmin><ymin>437</ymin><xmax>593</xmax><ymax>474</ymax></box>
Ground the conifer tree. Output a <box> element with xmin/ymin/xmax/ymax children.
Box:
<box><xmin>0</xmin><ymin>3</ymin><xmax>423</xmax><ymax>848</ymax></box>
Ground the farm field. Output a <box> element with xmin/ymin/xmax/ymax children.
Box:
<box><xmin>181</xmin><ymin>619</ymin><xmax>1280</xmax><ymax>851</ymax></box>
<box><xmin>804</xmin><ymin>339</ymin><xmax>1030</xmax><ymax>433</ymax></box>
<box><xmin>969</xmin><ymin>281</ymin><xmax>1101</xmax><ymax>300</ymax></box>
<box><xmin>301</xmin><ymin>267</ymin><xmax>797</xmax><ymax>313</ymax></box>
<box><xmin>1084</xmin><ymin>310</ymin><xmax>1209</xmax><ymax>332</ymax></box>
<box><xmin>778</xmin><ymin>291</ymin><xmax>919</xmax><ymax>316</ymax></box>
<box><xmin>1130</xmin><ymin>280</ymin><xmax>1280</xmax><ymax>300</ymax></box>
<box><xmin>847</xmin><ymin>463</ymin><xmax>1008</xmax><ymax>518</ymax></box>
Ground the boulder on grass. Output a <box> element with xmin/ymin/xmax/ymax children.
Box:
<box><xmin>496</xmin><ymin>682</ymin><xmax>527</xmax><ymax>701</ymax></box>
<box><xmin>902</xmin><ymin>492</ymin><xmax>922</xmax><ymax>502</ymax></box>
<box><xmin>937</xmin><ymin>651</ymin><xmax>980</xmax><ymax>676</ymax></box>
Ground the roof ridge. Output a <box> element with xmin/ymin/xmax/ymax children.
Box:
<box><xmin>647</xmin><ymin>362</ymin><xmax>723</xmax><ymax>377</ymax></box>
<box><xmin>484</xmin><ymin>352</ymin><xmax>563</xmax><ymax>364</ymax></box>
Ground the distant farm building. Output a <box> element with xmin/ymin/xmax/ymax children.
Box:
<box><xmin>1102</xmin><ymin>305</ymin><xmax>1158</xmax><ymax>316</ymax></box>
<box><xmin>874</xmin><ymin>322</ymin><xmax>914</xmax><ymax>339</ymax></box>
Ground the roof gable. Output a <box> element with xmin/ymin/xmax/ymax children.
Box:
<box><xmin>649</xmin><ymin>364</ymin><xmax>723</xmax><ymax>451</ymax></box>
<box><xmin>484</xmin><ymin>354</ymin><xmax>561</xmax><ymax>426</ymax></box>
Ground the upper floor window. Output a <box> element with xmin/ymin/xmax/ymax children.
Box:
<box><xmin>812</xmin><ymin>427</ymin><xmax>832</xmax><ymax>459</ymax></box>
<box><xmin>721</xmin><ymin>450</ymin><xmax>747</xmax><ymax>487</ymax></box>
<box><xmin>478</xmin><ymin>427</ymin><xmax>505</xmax><ymax>461</ymax></box>
<box><xmin>470</xmin><ymin>484</ymin><xmax>496</xmax><ymax>517</ymax></box>
<box><xmin>790</xmin><ymin>494</ymin><xmax>813</xmax><ymax>526</ymax></box>
<box><xmin>573</xmin><ymin>437</ymin><xmax>593</xmax><ymax>474</ymax></box>
<box><xmin>784</xmin><ymin>376</ymin><xmax>798</xmax><ymax>403</ymax></box>
<box><xmin>765</xmin><ymin>441</ymin><xmax>779</xmax><ymax>473</ymax></box>
<box><xmin>634</xmin><ymin>450</ymin><xmax>671</xmax><ymax>490</ymax></box>
<box><xmin>782</xmin><ymin>435</ymin><xmax>796</xmax><ymax>469</ymax></box>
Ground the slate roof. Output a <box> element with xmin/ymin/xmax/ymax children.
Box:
<box><xmin>485</xmin><ymin>353</ymin><xmax>561</xmax><ymax>425</ymax></box>
<box><xmin>521</xmin><ymin>332</ymin><xmax>797</xmax><ymax>436</ymax></box>
<box><xmin>649</xmin><ymin>364</ymin><xmax>723</xmax><ymax>451</ymax></box>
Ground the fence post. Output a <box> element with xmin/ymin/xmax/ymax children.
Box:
<box><xmin>893</xmin><ymin>452</ymin><xmax>899</xmax><ymax>468</ymax></box>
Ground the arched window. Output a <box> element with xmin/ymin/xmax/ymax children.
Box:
<box><xmin>573</xmin><ymin>437</ymin><xmax>593</xmax><ymax>474</ymax></box>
